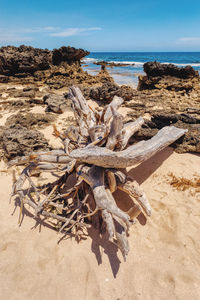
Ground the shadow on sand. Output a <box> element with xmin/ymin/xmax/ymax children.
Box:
<box><xmin>12</xmin><ymin>147</ymin><xmax>174</xmax><ymax>278</ymax></box>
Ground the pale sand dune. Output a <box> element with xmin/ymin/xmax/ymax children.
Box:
<box><xmin>0</xmin><ymin>147</ymin><xmax>200</xmax><ymax>300</ymax></box>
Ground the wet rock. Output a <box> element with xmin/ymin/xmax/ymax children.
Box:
<box><xmin>43</xmin><ymin>94</ymin><xmax>70</xmax><ymax>113</ymax></box>
<box><xmin>2</xmin><ymin>125</ymin><xmax>49</xmax><ymax>159</ymax></box>
<box><xmin>94</xmin><ymin>61</ymin><xmax>135</xmax><ymax>67</ymax></box>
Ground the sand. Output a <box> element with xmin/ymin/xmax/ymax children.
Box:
<box><xmin>0</xmin><ymin>101</ymin><xmax>200</xmax><ymax>299</ymax></box>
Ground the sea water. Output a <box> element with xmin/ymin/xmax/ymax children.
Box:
<box><xmin>82</xmin><ymin>52</ymin><xmax>200</xmax><ymax>87</ymax></box>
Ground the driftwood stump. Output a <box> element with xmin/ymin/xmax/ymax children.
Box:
<box><xmin>9</xmin><ymin>86</ymin><xmax>187</xmax><ymax>260</ymax></box>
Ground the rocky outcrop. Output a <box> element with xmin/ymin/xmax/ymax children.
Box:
<box><xmin>0</xmin><ymin>112</ymin><xmax>55</xmax><ymax>159</ymax></box>
<box><xmin>0</xmin><ymin>45</ymin><xmax>51</xmax><ymax>76</ymax></box>
<box><xmin>52</xmin><ymin>46</ymin><xmax>89</xmax><ymax>66</ymax></box>
<box><xmin>2</xmin><ymin>125</ymin><xmax>49</xmax><ymax>159</ymax></box>
<box><xmin>94</xmin><ymin>61</ymin><xmax>135</xmax><ymax>67</ymax></box>
<box><xmin>138</xmin><ymin>61</ymin><xmax>200</xmax><ymax>91</ymax></box>
<box><xmin>129</xmin><ymin>111</ymin><xmax>200</xmax><ymax>153</ymax></box>
<box><xmin>5</xmin><ymin>112</ymin><xmax>55</xmax><ymax>128</ymax></box>
<box><xmin>83</xmin><ymin>82</ymin><xmax>136</xmax><ymax>102</ymax></box>
<box><xmin>0</xmin><ymin>45</ymin><xmax>115</xmax><ymax>89</ymax></box>
<box><xmin>143</xmin><ymin>61</ymin><xmax>198</xmax><ymax>78</ymax></box>
<box><xmin>43</xmin><ymin>94</ymin><xmax>70</xmax><ymax>113</ymax></box>
<box><xmin>0</xmin><ymin>45</ymin><xmax>89</xmax><ymax>76</ymax></box>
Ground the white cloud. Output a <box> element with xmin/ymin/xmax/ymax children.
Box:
<box><xmin>177</xmin><ymin>37</ymin><xmax>200</xmax><ymax>44</ymax></box>
<box><xmin>0</xmin><ymin>34</ymin><xmax>32</xmax><ymax>43</ymax></box>
<box><xmin>0</xmin><ymin>26</ymin><xmax>102</xmax><ymax>43</ymax></box>
<box><xmin>50</xmin><ymin>27</ymin><xmax>102</xmax><ymax>37</ymax></box>
<box><xmin>22</xmin><ymin>26</ymin><xmax>59</xmax><ymax>33</ymax></box>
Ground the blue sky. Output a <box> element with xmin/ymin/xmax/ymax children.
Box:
<box><xmin>1</xmin><ymin>0</ymin><xmax>200</xmax><ymax>51</ymax></box>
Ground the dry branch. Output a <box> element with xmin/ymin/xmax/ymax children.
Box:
<box><xmin>9</xmin><ymin>85</ymin><xmax>187</xmax><ymax>260</ymax></box>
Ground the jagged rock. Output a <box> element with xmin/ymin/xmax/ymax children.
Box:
<box><xmin>119</xmin><ymin>85</ymin><xmax>136</xmax><ymax>101</ymax></box>
<box><xmin>5</xmin><ymin>113</ymin><xmax>55</xmax><ymax>129</ymax></box>
<box><xmin>0</xmin><ymin>45</ymin><xmax>115</xmax><ymax>90</ymax></box>
<box><xmin>130</xmin><ymin>112</ymin><xmax>200</xmax><ymax>153</ymax></box>
<box><xmin>52</xmin><ymin>46</ymin><xmax>89</xmax><ymax>66</ymax></box>
<box><xmin>94</xmin><ymin>61</ymin><xmax>135</xmax><ymax>67</ymax></box>
<box><xmin>138</xmin><ymin>61</ymin><xmax>200</xmax><ymax>91</ymax></box>
<box><xmin>0</xmin><ymin>45</ymin><xmax>51</xmax><ymax>76</ymax></box>
<box><xmin>0</xmin><ymin>45</ymin><xmax>89</xmax><ymax>78</ymax></box>
<box><xmin>86</xmin><ymin>82</ymin><xmax>135</xmax><ymax>102</ymax></box>
<box><xmin>89</xmin><ymin>82</ymin><xmax>120</xmax><ymax>101</ymax></box>
<box><xmin>43</xmin><ymin>94</ymin><xmax>70</xmax><ymax>113</ymax></box>
<box><xmin>143</xmin><ymin>61</ymin><xmax>198</xmax><ymax>78</ymax></box>
<box><xmin>0</xmin><ymin>45</ymin><xmax>90</xmax><ymax>76</ymax></box>
<box><xmin>2</xmin><ymin>125</ymin><xmax>49</xmax><ymax>159</ymax></box>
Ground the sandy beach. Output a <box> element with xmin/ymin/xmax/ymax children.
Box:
<box><xmin>0</xmin><ymin>45</ymin><xmax>200</xmax><ymax>300</ymax></box>
<box><xmin>0</xmin><ymin>114</ymin><xmax>199</xmax><ymax>299</ymax></box>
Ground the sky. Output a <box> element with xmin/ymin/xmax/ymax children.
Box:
<box><xmin>0</xmin><ymin>0</ymin><xmax>200</xmax><ymax>52</ymax></box>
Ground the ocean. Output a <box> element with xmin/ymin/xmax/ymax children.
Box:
<box><xmin>82</xmin><ymin>52</ymin><xmax>200</xmax><ymax>87</ymax></box>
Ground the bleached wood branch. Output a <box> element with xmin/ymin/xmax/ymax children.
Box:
<box><xmin>70</xmin><ymin>126</ymin><xmax>187</xmax><ymax>168</ymax></box>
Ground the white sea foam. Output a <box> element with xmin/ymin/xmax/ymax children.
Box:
<box><xmin>108</xmin><ymin>60</ymin><xmax>144</xmax><ymax>67</ymax></box>
<box><xmin>170</xmin><ymin>62</ymin><xmax>200</xmax><ymax>67</ymax></box>
<box><xmin>81</xmin><ymin>57</ymin><xmax>98</xmax><ymax>63</ymax></box>
<box><xmin>159</xmin><ymin>61</ymin><xmax>199</xmax><ymax>66</ymax></box>
<box><xmin>82</xmin><ymin>57</ymin><xmax>200</xmax><ymax>68</ymax></box>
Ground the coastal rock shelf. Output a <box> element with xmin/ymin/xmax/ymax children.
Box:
<box><xmin>138</xmin><ymin>61</ymin><xmax>200</xmax><ymax>91</ymax></box>
<box><xmin>0</xmin><ymin>45</ymin><xmax>114</xmax><ymax>89</ymax></box>
<box><xmin>10</xmin><ymin>86</ymin><xmax>186</xmax><ymax>260</ymax></box>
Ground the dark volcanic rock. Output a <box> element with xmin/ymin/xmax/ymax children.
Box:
<box><xmin>143</xmin><ymin>61</ymin><xmax>198</xmax><ymax>79</ymax></box>
<box><xmin>2</xmin><ymin>125</ymin><xmax>49</xmax><ymax>159</ymax></box>
<box><xmin>52</xmin><ymin>46</ymin><xmax>89</xmax><ymax>66</ymax></box>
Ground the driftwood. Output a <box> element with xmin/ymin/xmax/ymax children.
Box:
<box><xmin>10</xmin><ymin>86</ymin><xmax>187</xmax><ymax>261</ymax></box>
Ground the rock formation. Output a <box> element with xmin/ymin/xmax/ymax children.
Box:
<box><xmin>138</xmin><ymin>61</ymin><xmax>199</xmax><ymax>91</ymax></box>
<box><xmin>143</xmin><ymin>61</ymin><xmax>198</xmax><ymax>78</ymax></box>
<box><xmin>0</xmin><ymin>45</ymin><xmax>51</xmax><ymax>76</ymax></box>
<box><xmin>83</xmin><ymin>82</ymin><xmax>136</xmax><ymax>102</ymax></box>
<box><xmin>94</xmin><ymin>61</ymin><xmax>135</xmax><ymax>67</ymax></box>
<box><xmin>2</xmin><ymin>125</ymin><xmax>49</xmax><ymax>160</ymax></box>
<box><xmin>52</xmin><ymin>46</ymin><xmax>89</xmax><ymax>66</ymax></box>
<box><xmin>0</xmin><ymin>113</ymin><xmax>55</xmax><ymax>160</ymax></box>
<box><xmin>0</xmin><ymin>45</ymin><xmax>113</xmax><ymax>88</ymax></box>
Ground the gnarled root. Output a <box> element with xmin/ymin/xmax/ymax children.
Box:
<box><xmin>9</xmin><ymin>85</ymin><xmax>187</xmax><ymax>261</ymax></box>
